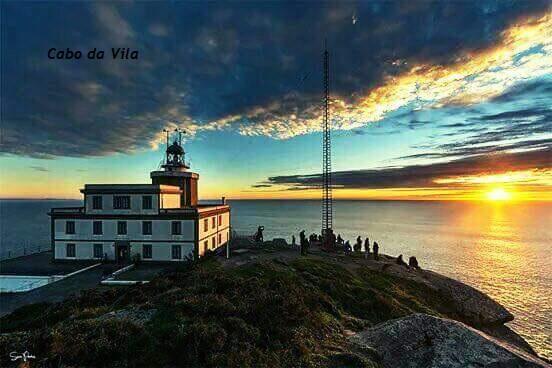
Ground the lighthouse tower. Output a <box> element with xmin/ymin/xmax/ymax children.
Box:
<box><xmin>150</xmin><ymin>129</ymin><xmax>198</xmax><ymax>207</ymax></box>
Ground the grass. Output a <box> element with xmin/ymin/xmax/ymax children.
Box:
<box><xmin>0</xmin><ymin>255</ymin><xmax>460</xmax><ymax>368</ymax></box>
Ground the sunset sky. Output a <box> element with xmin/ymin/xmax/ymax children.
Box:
<box><xmin>1</xmin><ymin>1</ymin><xmax>551</xmax><ymax>200</ymax></box>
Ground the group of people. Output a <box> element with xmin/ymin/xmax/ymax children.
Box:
<box><xmin>291</xmin><ymin>231</ymin><xmax>380</xmax><ymax>260</ymax></box>
<box><xmin>336</xmin><ymin>235</ymin><xmax>380</xmax><ymax>260</ymax></box>
<box><xmin>396</xmin><ymin>254</ymin><xmax>421</xmax><ymax>269</ymax></box>
<box><xmin>286</xmin><ymin>228</ymin><xmax>420</xmax><ymax>269</ymax></box>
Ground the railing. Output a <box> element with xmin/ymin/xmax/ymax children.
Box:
<box><xmin>50</xmin><ymin>207</ymin><xmax>85</xmax><ymax>214</ymax></box>
<box><xmin>0</xmin><ymin>244</ymin><xmax>48</xmax><ymax>261</ymax></box>
<box><xmin>159</xmin><ymin>208</ymin><xmax>197</xmax><ymax>214</ymax></box>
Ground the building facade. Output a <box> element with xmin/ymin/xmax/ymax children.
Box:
<box><xmin>49</xmin><ymin>135</ymin><xmax>230</xmax><ymax>262</ymax></box>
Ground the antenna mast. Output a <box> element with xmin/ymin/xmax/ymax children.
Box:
<box><xmin>322</xmin><ymin>40</ymin><xmax>333</xmax><ymax>234</ymax></box>
<box><xmin>163</xmin><ymin>129</ymin><xmax>169</xmax><ymax>164</ymax></box>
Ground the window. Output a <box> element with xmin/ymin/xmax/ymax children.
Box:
<box><xmin>203</xmin><ymin>241</ymin><xmax>208</xmax><ymax>254</ymax></box>
<box><xmin>171</xmin><ymin>221</ymin><xmax>181</xmax><ymax>235</ymax></box>
<box><xmin>113</xmin><ymin>195</ymin><xmax>131</xmax><ymax>209</ymax></box>
<box><xmin>172</xmin><ymin>245</ymin><xmax>181</xmax><ymax>259</ymax></box>
<box><xmin>117</xmin><ymin>221</ymin><xmax>127</xmax><ymax>235</ymax></box>
<box><xmin>212</xmin><ymin>237</ymin><xmax>216</xmax><ymax>249</ymax></box>
<box><xmin>93</xmin><ymin>221</ymin><xmax>103</xmax><ymax>235</ymax></box>
<box><xmin>93</xmin><ymin>244</ymin><xmax>103</xmax><ymax>258</ymax></box>
<box><xmin>218</xmin><ymin>215</ymin><xmax>222</xmax><ymax>226</ymax></box>
<box><xmin>212</xmin><ymin>217</ymin><xmax>216</xmax><ymax>229</ymax></box>
<box><xmin>143</xmin><ymin>244</ymin><xmax>152</xmax><ymax>259</ymax></box>
<box><xmin>218</xmin><ymin>233</ymin><xmax>222</xmax><ymax>245</ymax></box>
<box><xmin>66</xmin><ymin>221</ymin><xmax>75</xmax><ymax>234</ymax></box>
<box><xmin>142</xmin><ymin>195</ymin><xmax>152</xmax><ymax>210</ymax></box>
<box><xmin>203</xmin><ymin>219</ymin><xmax>208</xmax><ymax>232</ymax></box>
<box><xmin>92</xmin><ymin>196</ymin><xmax>103</xmax><ymax>210</ymax></box>
<box><xmin>66</xmin><ymin>243</ymin><xmax>75</xmax><ymax>257</ymax></box>
<box><xmin>142</xmin><ymin>221</ymin><xmax>152</xmax><ymax>235</ymax></box>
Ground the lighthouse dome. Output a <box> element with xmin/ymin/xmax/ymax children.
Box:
<box><xmin>167</xmin><ymin>141</ymin><xmax>184</xmax><ymax>155</ymax></box>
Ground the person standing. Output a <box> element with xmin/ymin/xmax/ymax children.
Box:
<box><xmin>299</xmin><ymin>230</ymin><xmax>306</xmax><ymax>255</ymax></box>
<box><xmin>364</xmin><ymin>237</ymin><xmax>370</xmax><ymax>259</ymax></box>
<box><xmin>373</xmin><ymin>241</ymin><xmax>379</xmax><ymax>260</ymax></box>
<box><xmin>344</xmin><ymin>240</ymin><xmax>352</xmax><ymax>254</ymax></box>
<box><xmin>354</xmin><ymin>236</ymin><xmax>362</xmax><ymax>253</ymax></box>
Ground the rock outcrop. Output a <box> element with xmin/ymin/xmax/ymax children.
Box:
<box><xmin>422</xmin><ymin>270</ymin><xmax>513</xmax><ymax>325</ymax></box>
<box><xmin>371</xmin><ymin>259</ymin><xmax>513</xmax><ymax>325</ymax></box>
<box><xmin>351</xmin><ymin>313</ymin><xmax>550</xmax><ymax>368</ymax></box>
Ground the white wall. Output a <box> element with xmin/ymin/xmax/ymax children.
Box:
<box><xmin>53</xmin><ymin>210</ymin><xmax>229</xmax><ymax>260</ymax></box>
<box><xmin>55</xmin><ymin>241</ymin><xmax>193</xmax><ymax>261</ymax></box>
<box><xmin>54</xmin><ymin>241</ymin><xmax>114</xmax><ymax>260</ymax></box>
<box><xmin>130</xmin><ymin>242</ymin><xmax>194</xmax><ymax>261</ymax></box>
<box><xmin>85</xmin><ymin>194</ymin><xmax>159</xmax><ymax>215</ymax></box>
<box><xmin>160</xmin><ymin>193</ymin><xmax>180</xmax><ymax>208</ymax></box>
<box><xmin>55</xmin><ymin>218</ymin><xmax>195</xmax><ymax>242</ymax></box>
<box><xmin>197</xmin><ymin>211</ymin><xmax>230</xmax><ymax>257</ymax></box>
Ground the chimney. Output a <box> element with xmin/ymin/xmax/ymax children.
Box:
<box><xmin>221</xmin><ymin>196</ymin><xmax>226</xmax><ymax>205</ymax></box>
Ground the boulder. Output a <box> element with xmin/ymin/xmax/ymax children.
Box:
<box><xmin>423</xmin><ymin>270</ymin><xmax>514</xmax><ymax>325</ymax></box>
<box><xmin>351</xmin><ymin>313</ymin><xmax>550</xmax><ymax>368</ymax></box>
<box><xmin>272</xmin><ymin>238</ymin><xmax>289</xmax><ymax>247</ymax></box>
<box><xmin>370</xmin><ymin>260</ymin><xmax>513</xmax><ymax>325</ymax></box>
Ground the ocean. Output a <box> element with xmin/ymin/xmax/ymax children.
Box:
<box><xmin>0</xmin><ymin>199</ymin><xmax>550</xmax><ymax>359</ymax></box>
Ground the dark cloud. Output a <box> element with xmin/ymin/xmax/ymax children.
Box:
<box><xmin>1</xmin><ymin>1</ymin><xmax>549</xmax><ymax>158</ymax></box>
<box><xmin>399</xmin><ymin>138</ymin><xmax>551</xmax><ymax>160</ymax></box>
<box><xmin>265</xmin><ymin>148</ymin><xmax>551</xmax><ymax>190</ymax></box>
<box><xmin>475</xmin><ymin>108</ymin><xmax>549</xmax><ymax>121</ymax></box>
<box><xmin>29</xmin><ymin>166</ymin><xmax>49</xmax><ymax>172</ymax></box>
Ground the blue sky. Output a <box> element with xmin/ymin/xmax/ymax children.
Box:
<box><xmin>1</xmin><ymin>1</ymin><xmax>550</xmax><ymax>200</ymax></box>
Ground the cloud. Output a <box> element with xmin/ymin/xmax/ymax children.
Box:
<box><xmin>264</xmin><ymin>148</ymin><xmax>552</xmax><ymax>190</ymax></box>
<box><xmin>211</xmin><ymin>10</ymin><xmax>552</xmax><ymax>139</ymax></box>
<box><xmin>148</xmin><ymin>23</ymin><xmax>168</xmax><ymax>37</ymax></box>
<box><xmin>29</xmin><ymin>166</ymin><xmax>49</xmax><ymax>172</ymax></box>
<box><xmin>92</xmin><ymin>3</ymin><xmax>135</xmax><ymax>44</ymax></box>
<box><xmin>1</xmin><ymin>1</ymin><xmax>550</xmax><ymax>158</ymax></box>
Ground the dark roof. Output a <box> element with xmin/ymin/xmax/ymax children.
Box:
<box><xmin>167</xmin><ymin>141</ymin><xmax>184</xmax><ymax>155</ymax></box>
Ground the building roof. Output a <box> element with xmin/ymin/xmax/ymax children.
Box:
<box><xmin>80</xmin><ymin>184</ymin><xmax>182</xmax><ymax>195</ymax></box>
<box><xmin>167</xmin><ymin>141</ymin><xmax>184</xmax><ymax>155</ymax></box>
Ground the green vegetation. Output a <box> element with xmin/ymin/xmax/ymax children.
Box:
<box><xmin>0</xmin><ymin>256</ymin><xmax>460</xmax><ymax>368</ymax></box>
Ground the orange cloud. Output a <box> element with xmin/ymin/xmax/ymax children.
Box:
<box><xmin>205</xmin><ymin>12</ymin><xmax>552</xmax><ymax>139</ymax></box>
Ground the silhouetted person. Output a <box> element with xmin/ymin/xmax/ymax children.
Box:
<box><xmin>364</xmin><ymin>238</ymin><xmax>370</xmax><ymax>259</ymax></box>
<box><xmin>344</xmin><ymin>241</ymin><xmax>352</xmax><ymax>254</ymax></box>
<box><xmin>331</xmin><ymin>232</ymin><xmax>337</xmax><ymax>248</ymax></box>
<box><xmin>337</xmin><ymin>234</ymin><xmax>344</xmax><ymax>245</ymax></box>
<box><xmin>373</xmin><ymin>241</ymin><xmax>379</xmax><ymax>260</ymax></box>
<box><xmin>396</xmin><ymin>254</ymin><xmax>408</xmax><ymax>268</ymax></box>
<box><xmin>303</xmin><ymin>237</ymin><xmax>310</xmax><ymax>255</ymax></box>
<box><xmin>255</xmin><ymin>226</ymin><xmax>264</xmax><ymax>243</ymax></box>
<box><xmin>409</xmin><ymin>256</ymin><xmax>420</xmax><ymax>269</ymax></box>
<box><xmin>300</xmin><ymin>230</ymin><xmax>307</xmax><ymax>255</ymax></box>
<box><xmin>354</xmin><ymin>236</ymin><xmax>362</xmax><ymax>253</ymax></box>
<box><xmin>292</xmin><ymin>235</ymin><xmax>296</xmax><ymax>247</ymax></box>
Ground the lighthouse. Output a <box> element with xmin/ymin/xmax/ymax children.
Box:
<box><xmin>49</xmin><ymin>128</ymin><xmax>230</xmax><ymax>262</ymax></box>
<box><xmin>150</xmin><ymin>129</ymin><xmax>198</xmax><ymax>207</ymax></box>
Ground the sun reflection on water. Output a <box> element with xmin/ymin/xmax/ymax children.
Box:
<box><xmin>451</xmin><ymin>202</ymin><xmax>550</xmax><ymax>359</ymax></box>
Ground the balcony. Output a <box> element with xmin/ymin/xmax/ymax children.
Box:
<box><xmin>49</xmin><ymin>207</ymin><xmax>85</xmax><ymax>214</ymax></box>
<box><xmin>159</xmin><ymin>208</ymin><xmax>197</xmax><ymax>215</ymax></box>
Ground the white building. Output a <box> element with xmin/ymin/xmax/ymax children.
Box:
<box><xmin>49</xmin><ymin>133</ymin><xmax>230</xmax><ymax>262</ymax></box>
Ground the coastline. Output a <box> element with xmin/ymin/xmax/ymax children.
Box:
<box><xmin>1</xmin><ymin>241</ymin><xmax>549</xmax><ymax>367</ymax></box>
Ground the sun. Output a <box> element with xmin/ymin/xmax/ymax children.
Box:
<box><xmin>486</xmin><ymin>188</ymin><xmax>512</xmax><ymax>201</ymax></box>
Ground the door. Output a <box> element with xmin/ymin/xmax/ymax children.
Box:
<box><xmin>115</xmin><ymin>241</ymin><xmax>130</xmax><ymax>263</ymax></box>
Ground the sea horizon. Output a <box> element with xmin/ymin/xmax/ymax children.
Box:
<box><xmin>1</xmin><ymin>199</ymin><xmax>550</xmax><ymax>359</ymax></box>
